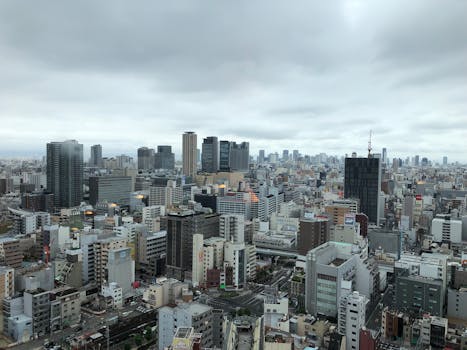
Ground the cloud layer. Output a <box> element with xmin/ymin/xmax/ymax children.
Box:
<box><xmin>0</xmin><ymin>1</ymin><xmax>466</xmax><ymax>162</ymax></box>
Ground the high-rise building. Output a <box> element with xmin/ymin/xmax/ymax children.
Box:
<box><xmin>382</xmin><ymin>147</ymin><xmax>387</xmax><ymax>165</ymax></box>
<box><xmin>90</xmin><ymin>144</ymin><xmax>103</xmax><ymax>168</ymax></box>
<box><xmin>297</xmin><ymin>216</ymin><xmax>330</xmax><ymax>256</ymax></box>
<box><xmin>219</xmin><ymin>140</ymin><xmax>231</xmax><ymax>172</ymax></box>
<box><xmin>258</xmin><ymin>150</ymin><xmax>265</xmax><ymax>164</ymax></box>
<box><xmin>293</xmin><ymin>150</ymin><xmax>299</xmax><ymax>161</ymax></box>
<box><xmin>154</xmin><ymin>145</ymin><xmax>175</xmax><ymax>170</ymax></box>
<box><xmin>219</xmin><ymin>214</ymin><xmax>245</xmax><ymax>243</ymax></box>
<box><xmin>230</xmin><ymin>142</ymin><xmax>249</xmax><ymax>171</ymax></box>
<box><xmin>344</xmin><ymin>157</ymin><xmax>381</xmax><ymax>225</ymax></box>
<box><xmin>46</xmin><ymin>140</ymin><xmax>83</xmax><ymax>208</ymax></box>
<box><xmin>443</xmin><ymin>156</ymin><xmax>448</xmax><ymax>166</ymax></box>
<box><xmin>414</xmin><ymin>155</ymin><xmax>420</xmax><ymax>167</ymax></box>
<box><xmin>201</xmin><ymin>137</ymin><xmax>219</xmax><ymax>173</ymax></box>
<box><xmin>89</xmin><ymin>176</ymin><xmax>132</xmax><ymax>206</ymax></box>
<box><xmin>305</xmin><ymin>242</ymin><xmax>359</xmax><ymax>318</ymax></box>
<box><xmin>338</xmin><ymin>291</ymin><xmax>368</xmax><ymax>350</ymax></box>
<box><xmin>163</xmin><ymin>211</ymin><xmax>219</xmax><ymax>281</ymax></box>
<box><xmin>182</xmin><ymin>132</ymin><xmax>197</xmax><ymax>177</ymax></box>
<box><xmin>137</xmin><ymin>147</ymin><xmax>155</xmax><ymax>170</ymax></box>
<box><xmin>282</xmin><ymin>149</ymin><xmax>289</xmax><ymax>161</ymax></box>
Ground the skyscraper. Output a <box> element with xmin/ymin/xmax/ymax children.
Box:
<box><xmin>230</xmin><ymin>142</ymin><xmax>249</xmax><ymax>171</ymax></box>
<box><xmin>182</xmin><ymin>132</ymin><xmax>197</xmax><ymax>178</ymax></box>
<box><xmin>258</xmin><ymin>150</ymin><xmax>265</xmax><ymax>164</ymax></box>
<box><xmin>154</xmin><ymin>145</ymin><xmax>175</xmax><ymax>170</ymax></box>
<box><xmin>219</xmin><ymin>141</ymin><xmax>231</xmax><ymax>172</ymax></box>
<box><xmin>201</xmin><ymin>136</ymin><xmax>219</xmax><ymax>173</ymax></box>
<box><xmin>137</xmin><ymin>147</ymin><xmax>155</xmax><ymax>170</ymax></box>
<box><xmin>46</xmin><ymin>140</ymin><xmax>83</xmax><ymax>208</ymax></box>
<box><xmin>90</xmin><ymin>144</ymin><xmax>103</xmax><ymax>168</ymax></box>
<box><xmin>344</xmin><ymin>156</ymin><xmax>381</xmax><ymax>225</ymax></box>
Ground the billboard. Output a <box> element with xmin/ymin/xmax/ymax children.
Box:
<box><xmin>344</xmin><ymin>213</ymin><xmax>355</xmax><ymax>226</ymax></box>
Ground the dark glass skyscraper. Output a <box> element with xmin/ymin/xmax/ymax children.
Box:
<box><xmin>137</xmin><ymin>147</ymin><xmax>155</xmax><ymax>170</ymax></box>
<box><xmin>154</xmin><ymin>145</ymin><xmax>175</xmax><ymax>170</ymax></box>
<box><xmin>90</xmin><ymin>144</ymin><xmax>103</xmax><ymax>167</ymax></box>
<box><xmin>201</xmin><ymin>136</ymin><xmax>219</xmax><ymax>173</ymax></box>
<box><xmin>219</xmin><ymin>141</ymin><xmax>231</xmax><ymax>172</ymax></box>
<box><xmin>46</xmin><ymin>140</ymin><xmax>83</xmax><ymax>209</ymax></box>
<box><xmin>344</xmin><ymin>157</ymin><xmax>381</xmax><ymax>225</ymax></box>
<box><xmin>230</xmin><ymin>142</ymin><xmax>249</xmax><ymax>171</ymax></box>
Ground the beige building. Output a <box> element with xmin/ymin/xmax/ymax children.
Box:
<box><xmin>182</xmin><ymin>131</ymin><xmax>197</xmax><ymax>178</ymax></box>
<box><xmin>0</xmin><ymin>238</ymin><xmax>23</xmax><ymax>268</ymax></box>
<box><xmin>0</xmin><ymin>266</ymin><xmax>14</xmax><ymax>299</ymax></box>
<box><xmin>50</xmin><ymin>287</ymin><xmax>81</xmax><ymax>330</ymax></box>
<box><xmin>93</xmin><ymin>237</ymin><xmax>128</xmax><ymax>286</ymax></box>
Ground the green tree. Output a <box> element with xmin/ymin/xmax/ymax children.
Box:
<box><xmin>134</xmin><ymin>334</ymin><xmax>143</xmax><ymax>346</ymax></box>
<box><xmin>124</xmin><ymin>343</ymin><xmax>131</xmax><ymax>350</ymax></box>
<box><xmin>144</xmin><ymin>327</ymin><xmax>152</xmax><ymax>341</ymax></box>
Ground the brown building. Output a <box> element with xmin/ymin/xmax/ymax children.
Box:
<box><xmin>297</xmin><ymin>216</ymin><xmax>330</xmax><ymax>256</ymax></box>
<box><xmin>0</xmin><ymin>266</ymin><xmax>14</xmax><ymax>299</ymax></box>
<box><xmin>324</xmin><ymin>199</ymin><xmax>359</xmax><ymax>226</ymax></box>
<box><xmin>360</xmin><ymin>328</ymin><xmax>380</xmax><ymax>350</ymax></box>
<box><xmin>0</xmin><ymin>238</ymin><xmax>23</xmax><ymax>268</ymax></box>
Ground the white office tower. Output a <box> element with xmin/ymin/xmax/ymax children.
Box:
<box><xmin>224</xmin><ymin>242</ymin><xmax>246</xmax><ymax>289</ymax></box>
<box><xmin>142</xmin><ymin>205</ymin><xmax>165</xmax><ymax>231</ymax></box>
<box><xmin>431</xmin><ymin>214</ymin><xmax>462</xmax><ymax>244</ymax></box>
<box><xmin>220</xmin><ymin>214</ymin><xmax>245</xmax><ymax>243</ymax></box>
<box><xmin>338</xmin><ymin>291</ymin><xmax>368</xmax><ymax>350</ymax></box>
<box><xmin>192</xmin><ymin>234</ymin><xmax>204</xmax><ymax>287</ymax></box>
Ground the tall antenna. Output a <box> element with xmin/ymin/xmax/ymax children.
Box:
<box><xmin>368</xmin><ymin>130</ymin><xmax>372</xmax><ymax>158</ymax></box>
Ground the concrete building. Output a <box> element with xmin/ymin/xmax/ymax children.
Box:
<box><xmin>217</xmin><ymin>192</ymin><xmax>252</xmax><ymax>220</ymax></box>
<box><xmin>101</xmin><ymin>282</ymin><xmax>123</xmax><ymax>309</ymax></box>
<box><xmin>24</xmin><ymin>288</ymin><xmax>50</xmax><ymax>337</ymax></box>
<box><xmin>324</xmin><ymin>199</ymin><xmax>359</xmax><ymax>226</ymax></box>
<box><xmin>298</xmin><ymin>216</ymin><xmax>330</xmax><ymax>256</ymax></box>
<box><xmin>168</xmin><ymin>327</ymin><xmax>202</xmax><ymax>350</ymax></box>
<box><xmin>93</xmin><ymin>237</ymin><xmax>128</xmax><ymax>287</ymax></box>
<box><xmin>142</xmin><ymin>278</ymin><xmax>188</xmax><ymax>308</ymax></box>
<box><xmin>202</xmin><ymin>136</ymin><xmax>219</xmax><ymax>173</ymax></box>
<box><xmin>447</xmin><ymin>288</ymin><xmax>467</xmax><ymax>321</ymax></box>
<box><xmin>0</xmin><ymin>238</ymin><xmax>23</xmax><ymax>269</ymax></box>
<box><xmin>305</xmin><ymin>242</ymin><xmax>358</xmax><ymax>318</ymax></box>
<box><xmin>344</xmin><ymin>157</ymin><xmax>381</xmax><ymax>225</ymax></box>
<box><xmin>220</xmin><ymin>214</ymin><xmax>245</xmax><ymax>243</ymax></box>
<box><xmin>46</xmin><ymin>140</ymin><xmax>83</xmax><ymax>208</ymax></box>
<box><xmin>163</xmin><ymin>211</ymin><xmax>219</xmax><ymax>281</ymax></box>
<box><xmin>182</xmin><ymin>132</ymin><xmax>197</xmax><ymax>178</ymax></box>
<box><xmin>338</xmin><ymin>291</ymin><xmax>368</xmax><ymax>350</ymax></box>
<box><xmin>107</xmin><ymin>247</ymin><xmax>135</xmax><ymax>295</ymax></box>
<box><xmin>136</xmin><ymin>230</ymin><xmax>167</xmax><ymax>277</ymax></box>
<box><xmin>49</xmin><ymin>287</ymin><xmax>81</xmax><ymax>330</ymax></box>
<box><xmin>224</xmin><ymin>242</ymin><xmax>247</xmax><ymax>289</ymax></box>
<box><xmin>0</xmin><ymin>266</ymin><xmax>14</xmax><ymax>299</ymax></box>
<box><xmin>149</xmin><ymin>181</ymin><xmax>183</xmax><ymax>207</ymax></box>
<box><xmin>89</xmin><ymin>176</ymin><xmax>132</xmax><ymax>206</ymax></box>
<box><xmin>158</xmin><ymin>302</ymin><xmax>213</xmax><ymax>349</ymax></box>
<box><xmin>431</xmin><ymin>214</ymin><xmax>462</xmax><ymax>244</ymax></box>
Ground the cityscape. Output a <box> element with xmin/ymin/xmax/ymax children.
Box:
<box><xmin>0</xmin><ymin>2</ymin><xmax>467</xmax><ymax>350</ymax></box>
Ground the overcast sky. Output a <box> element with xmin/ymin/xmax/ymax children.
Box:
<box><xmin>0</xmin><ymin>1</ymin><xmax>466</xmax><ymax>162</ymax></box>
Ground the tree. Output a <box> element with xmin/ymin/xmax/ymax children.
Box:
<box><xmin>134</xmin><ymin>334</ymin><xmax>143</xmax><ymax>346</ymax></box>
<box><xmin>124</xmin><ymin>343</ymin><xmax>131</xmax><ymax>350</ymax></box>
<box><xmin>144</xmin><ymin>327</ymin><xmax>152</xmax><ymax>341</ymax></box>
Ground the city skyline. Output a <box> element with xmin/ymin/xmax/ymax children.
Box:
<box><xmin>0</xmin><ymin>1</ymin><xmax>465</xmax><ymax>161</ymax></box>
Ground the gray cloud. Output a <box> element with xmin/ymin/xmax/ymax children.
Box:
<box><xmin>0</xmin><ymin>0</ymin><xmax>466</xmax><ymax>162</ymax></box>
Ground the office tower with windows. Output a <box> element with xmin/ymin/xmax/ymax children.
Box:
<box><xmin>182</xmin><ymin>132</ymin><xmax>197</xmax><ymax>177</ymax></box>
<box><xmin>201</xmin><ymin>137</ymin><xmax>219</xmax><ymax>173</ymax></box>
<box><xmin>137</xmin><ymin>147</ymin><xmax>155</xmax><ymax>170</ymax></box>
<box><xmin>344</xmin><ymin>157</ymin><xmax>381</xmax><ymax>225</ymax></box>
<box><xmin>230</xmin><ymin>142</ymin><xmax>249</xmax><ymax>171</ymax></box>
<box><xmin>154</xmin><ymin>145</ymin><xmax>175</xmax><ymax>170</ymax></box>
<box><xmin>219</xmin><ymin>141</ymin><xmax>231</xmax><ymax>172</ymax></box>
<box><xmin>46</xmin><ymin>140</ymin><xmax>83</xmax><ymax>208</ymax></box>
<box><xmin>90</xmin><ymin>144</ymin><xmax>103</xmax><ymax>167</ymax></box>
